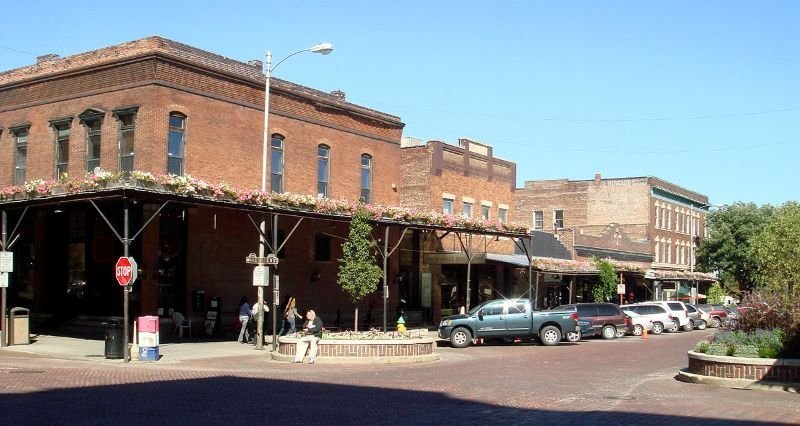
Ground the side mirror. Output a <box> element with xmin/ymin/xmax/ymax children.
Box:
<box><xmin>477</xmin><ymin>310</ymin><xmax>484</xmax><ymax>320</ymax></box>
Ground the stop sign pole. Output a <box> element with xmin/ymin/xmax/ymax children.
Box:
<box><xmin>122</xmin><ymin>201</ymin><xmax>131</xmax><ymax>363</ymax></box>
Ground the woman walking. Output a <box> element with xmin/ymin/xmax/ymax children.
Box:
<box><xmin>281</xmin><ymin>296</ymin><xmax>302</xmax><ymax>336</ymax></box>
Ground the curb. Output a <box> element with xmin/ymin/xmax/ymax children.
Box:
<box><xmin>270</xmin><ymin>351</ymin><xmax>440</xmax><ymax>365</ymax></box>
<box><xmin>677</xmin><ymin>369</ymin><xmax>800</xmax><ymax>393</ymax></box>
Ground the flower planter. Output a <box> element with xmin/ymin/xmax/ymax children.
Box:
<box><xmin>272</xmin><ymin>335</ymin><xmax>438</xmax><ymax>364</ymax></box>
<box><xmin>685</xmin><ymin>350</ymin><xmax>800</xmax><ymax>382</ymax></box>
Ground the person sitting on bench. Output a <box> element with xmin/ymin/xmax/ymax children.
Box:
<box><xmin>293</xmin><ymin>310</ymin><xmax>323</xmax><ymax>364</ymax></box>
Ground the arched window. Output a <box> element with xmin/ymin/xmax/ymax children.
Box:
<box><xmin>317</xmin><ymin>144</ymin><xmax>330</xmax><ymax>198</ymax></box>
<box><xmin>270</xmin><ymin>134</ymin><xmax>285</xmax><ymax>193</ymax></box>
<box><xmin>167</xmin><ymin>113</ymin><xmax>186</xmax><ymax>176</ymax></box>
<box><xmin>360</xmin><ymin>154</ymin><xmax>372</xmax><ymax>203</ymax></box>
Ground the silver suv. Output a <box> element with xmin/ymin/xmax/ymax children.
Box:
<box><xmin>642</xmin><ymin>301</ymin><xmax>692</xmax><ymax>332</ymax></box>
<box><xmin>621</xmin><ymin>303</ymin><xmax>676</xmax><ymax>334</ymax></box>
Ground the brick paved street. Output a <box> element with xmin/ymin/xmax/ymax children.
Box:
<box><xmin>1</xmin><ymin>330</ymin><xmax>798</xmax><ymax>425</ymax></box>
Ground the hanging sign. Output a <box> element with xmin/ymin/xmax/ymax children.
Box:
<box><xmin>0</xmin><ymin>251</ymin><xmax>13</xmax><ymax>273</ymax></box>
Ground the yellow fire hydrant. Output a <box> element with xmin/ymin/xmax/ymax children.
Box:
<box><xmin>397</xmin><ymin>315</ymin><xmax>406</xmax><ymax>332</ymax></box>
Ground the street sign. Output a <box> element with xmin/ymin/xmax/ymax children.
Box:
<box><xmin>115</xmin><ymin>257</ymin><xmax>138</xmax><ymax>286</ymax></box>
<box><xmin>0</xmin><ymin>251</ymin><xmax>13</xmax><ymax>273</ymax></box>
<box><xmin>617</xmin><ymin>284</ymin><xmax>626</xmax><ymax>295</ymax></box>
<box><xmin>246</xmin><ymin>253</ymin><xmax>280</xmax><ymax>266</ymax></box>
<box><xmin>274</xmin><ymin>275</ymin><xmax>279</xmax><ymax>290</ymax></box>
<box><xmin>0</xmin><ymin>272</ymin><xmax>8</xmax><ymax>288</ymax></box>
<box><xmin>253</xmin><ymin>265</ymin><xmax>269</xmax><ymax>287</ymax></box>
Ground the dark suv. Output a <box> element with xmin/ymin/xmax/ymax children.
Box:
<box><xmin>554</xmin><ymin>303</ymin><xmax>630</xmax><ymax>340</ymax></box>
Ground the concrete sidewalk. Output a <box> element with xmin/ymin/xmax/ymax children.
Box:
<box><xmin>0</xmin><ymin>334</ymin><xmax>274</xmax><ymax>364</ymax></box>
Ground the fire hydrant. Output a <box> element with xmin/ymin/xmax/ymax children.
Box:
<box><xmin>396</xmin><ymin>315</ymin><xmax>406</xmax><ymax>332</ymax></box>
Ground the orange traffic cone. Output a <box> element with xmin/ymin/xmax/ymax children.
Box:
<box><xmin>641</xmin><ymin>326</ymin><xmax>649</xmax><ymax>340</ymax></box>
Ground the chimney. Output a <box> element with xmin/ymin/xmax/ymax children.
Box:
<box><xmin>330</xmin><ymin>90</ymin><xmax>346</xmax><ymax>101</ymax></box>
<box><xmin>247</xmin><ymin>59</ymin><xmax>263</xmax><ymax>69</ymax></box>
<box><xmin>594</xmin><ymin>173</ymin><xmax>602</xmax><ymax>183</ymax></box>
<box><xmin>36</xmin><ymin>54</ymin><xmax>60</xmax><ymax>64</ymax></box>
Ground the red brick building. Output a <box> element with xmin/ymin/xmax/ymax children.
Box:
<box><xmin>399</xmin><ymin>137</ymin><xmax>530</xmax><ymax>319</ymax></box>
<box><xmin>514</xmin><ymin>173</ymin><xmax>713</xmax><ymax>306</ymax></box>
<box><xmin>0</xmin><ymin>37</ymin><xmax>407</xmax><ymax>332</ymax></box>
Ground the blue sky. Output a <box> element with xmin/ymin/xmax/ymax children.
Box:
<box><xmin>2</xmin><ymin>1</ymin><xmax>797</xmax><ymax>206</ymax></box>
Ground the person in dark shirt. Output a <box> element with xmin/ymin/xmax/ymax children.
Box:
<box><xmin>293</xmin><ymin>309</ymin><xmax>323</xmax><ymax>364</ymax></box>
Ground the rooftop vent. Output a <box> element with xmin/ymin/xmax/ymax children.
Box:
<box><xmin>36</xmin><ymin>54</ymin><xmax>60</xmax><ymax>64</ymax></box>
<box><xmin>247</xmin><ymin>59</ymin><xmax>263</xmax><ymax>69</ymax></box>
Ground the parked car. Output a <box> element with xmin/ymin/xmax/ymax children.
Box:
<box><xmin>686</xmin><ymin>304</ymin><xmax>709</xmax><ymax>330</ymax></box>
<box><xmin>635</xmin><ymin>301</ymin><xmax>692</xmax><ymax>332</ymax></box>
<box><xmin>697</xmin><ymin>304</ymin><xmax>729</xmax><ymax>327</ymax></box>
<box><xmin>620</xmin><ymin>309</ymin><xmax>652</xmax><ymax>336</ymax></box>
<box><xmin>553</xmin><ymin>303</ymin><xmax>630</xmax><ymax>340</ymax></box>
<box><xmin>621</xmin><ymin>303</ymin><xmax>675</xmax><ymax>334</ymax></box>
<box><xmin>438</xmin><ymin>298</ymin><xmax>579</xmax><ymax>348</ymax></box>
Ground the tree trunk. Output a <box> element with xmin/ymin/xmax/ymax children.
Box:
<box><xmin>354</xmin><ymin>306</ymin><xmax>359</xmax><ymax>332</ymax></box>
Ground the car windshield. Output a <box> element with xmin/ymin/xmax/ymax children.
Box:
<box><xmin>622</xmin><ymin>310</ymin><xmax>640</xmax><ymax>317</ymax></box>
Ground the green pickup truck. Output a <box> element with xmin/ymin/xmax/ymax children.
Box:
<box><xmin>438</xmin><ymin>298</ymin><xmax>579</xmax><ymax>348</ymax></box>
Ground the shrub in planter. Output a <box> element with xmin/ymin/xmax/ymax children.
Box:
<box><xmin>695</xmin><ymin>341</ymin><xmax>710</xmax><ymax>353</ymax></box>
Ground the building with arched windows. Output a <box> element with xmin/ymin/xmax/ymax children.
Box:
<box><xmin>0</xmin><ymin>36</ymin><xmax>409</xmax><ymax>333</ymax></box>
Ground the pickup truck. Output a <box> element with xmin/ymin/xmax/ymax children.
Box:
<box><xmin>438</xmin><ymin>298</ymin><xmax>579</xmax><ymax>348</ymax></box>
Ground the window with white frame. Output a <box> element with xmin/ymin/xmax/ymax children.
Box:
<box><xmin>660</xmin><ymin>207</ymin><xmax>665</xmax><ymax>229</ymax></box>
<box><xmin>666</xmin><ymin>208</ymin><xmax>672</xmax><ymax>231</ymax></box>
<box><xmin>533</xmin><ymin>211</ymin><xmax>543</xmax><ymax>229</ymax></box>
<box><xmin>654</xmin><ymin>238</ymin><xmax>660</xmax><ymax>263</ymax></box>
<box><xmin>498</xmin><ymin>207</ymin><xmax>507</xmax><ymax>224</ymax></box>
<box><xmin>50</xmin><ymin>118</ymin><xmax>72</xmax><ymax>179</ymax></box>
<box><xmin>654</xmin><ymin>204</ymin><xmax>660</xmax><ymax>228</ymax></box>
<box><xmin>462</xmin><ymin>202</ymin><xmax>472</xmax><ymax>218</ymax></box>
<box><xmin>667</xmin><ymin>240</ymin><xmax>672</xmax><ymax>264</ymax></box>
<box><xmin>481</xmin><ymin>205</ymin><xmax>490</xmax><ymax>220</ymax></box>
<box><xmin>553</xmin><ymin>209</ymin><xmax>564</xmax><ymax>229</ymax></box>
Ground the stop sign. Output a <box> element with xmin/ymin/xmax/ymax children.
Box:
<box><xmin>115</xmin><ymin>257</ymin><xmax>138</xmax><ymax>286</ymax></box>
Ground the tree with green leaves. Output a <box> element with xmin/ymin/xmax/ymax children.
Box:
<box><xmin>337</xmin><ymin>208</ymin><xmax>382</xmax><ymax>331</ymax></box>
<box><xmin>706</xmin><ymin>282</ymin><xmax>725</xmax><ymax>305</ymax></box>
<box><xmin>593</xmin><ymin>258</ymin><xmax>617</xmax><ymax>303</ymax></box>
<box><xmin>696</xmin><ymin>202</ymin><xmax>775</xmax><ymax>294</ymax></box>
<box><xmin>751</xmin><ymin>202</ymin><xmax>800</xmax><ymax>300</ymax></box>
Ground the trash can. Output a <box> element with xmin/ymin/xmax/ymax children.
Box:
<box><xmin>104</xmin><ymin>319</ymin><xmax>124</xmax><ymax>359</ymax></box>
<box><xmin>9</xmin><ymin>307</ymin><xmax>30</xmax><ymax>345</ymax></box>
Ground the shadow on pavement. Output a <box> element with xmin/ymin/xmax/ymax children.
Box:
<box><xmin>0</xmin><ymin>375</ymin><xmax>790</xmax><ymax>425</ymax></box>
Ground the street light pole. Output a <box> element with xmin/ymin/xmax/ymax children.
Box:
<box><xmin>257</xmin><ymin>43</ymin><xmax>333</xmax><ymax>351</ymax></box>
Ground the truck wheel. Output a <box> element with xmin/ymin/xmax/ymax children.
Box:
<box><xmin>450</xmin><ymin>327</ymin><xmax>472</xmax><ymax>348</ymax></box>
<box><xmin>633</xmin><ymin>324</ymin><xmax>643</xmax><ymax>336</ymax></box>
<box><xmin>601</xmin><ymin>325</ymin><xmax>616</xmax><ymax>340</ymax></box>
<box><xmin>652</xmin><ymin>322</ymin><xmax>664</xmax><ymax>334</ymax></box>
<box><xmin>565</xmin><ymin>330</ymin><xmax>581</xmax><ymax>342</ymax></box>
<box><xmin>711</xmin><ymin>317</ymin><xmax>721</xmax><ymax>328</ymax></box>
<box><xmin>683</xmin><ymin>321</ymin><xmax>694</xmax><ymax>332</ymax></box>
<box><xmin>540</xmin><ymin>326</ymin><xmax>561</xmax><ymax>346</ymax></box>
<box><xmin>696</xmin><ymin>320</ymin><xmax>707</xmax><ymax>330</ymax></box>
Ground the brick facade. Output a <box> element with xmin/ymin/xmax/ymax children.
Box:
<box><xmin>515</xmin><ymin>174</ymin><xmax>709</xmax><ymax>270</ymax></box>
<box><xmin>0</xmin><ymin>36</ymin><xmax>406</xmax><ymax>326</ymax></box>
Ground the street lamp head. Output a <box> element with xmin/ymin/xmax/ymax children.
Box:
<box><xmin>309</xmin><ymin>42</ymin><xmax>334</xmax><ymax>55</ymax></box>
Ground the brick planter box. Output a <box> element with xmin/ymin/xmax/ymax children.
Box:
<box><xmin>273</xmin><ymin>336</ymin><xmax>438</xmax><ymax>364</ymax></box>
<box><xmin>687</xmin><ymin>351</ymin><xmax>800</xmax><ymax>382</ymax></box>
